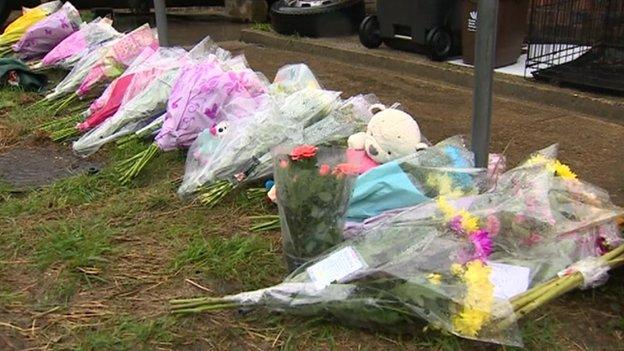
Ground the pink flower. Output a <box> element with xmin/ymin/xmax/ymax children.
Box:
<box><xmin>332</xmin><ymin>163</ymin><xmax>360</xmax><ymax>178</ymax></box>
<box><xmin>290</xmin><ymin>145</ymin><xmax>318</xmax><ymax>161</ymax></box>
<box><xmin>485</xmin><ymin>215</ymin><xmax>501</xmax><ymax>237</ymax></box>
<box><xmin>449</xmin><ymin>215</ymin><xmax>464</xmax><ymax>234</ymax></box>
<box><xmin>319</xmin><ymin>164</ymin><xmax>330</xmax><ymax>176</ymax></box>
<box><xmin>279</xmin><ymin>159</ymin><xmax>289</xmax><ymax>169</ymax></box>
<box><xmin>522</xmin><ymin>233</ymin><xmax>542</xmax><ymax>246</ymax></box>
<box><xmin>470</xmin><ymin>229</ymin><xmax>493</xmax><ymax>260</ymax></box>
<box><xmin>514</xmin><ymin>214</ymin><xmax>526</xmax><ymax>223</ymax></box>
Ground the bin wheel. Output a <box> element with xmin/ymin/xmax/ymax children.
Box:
<box><xmin>426</xmin><ymin>27</ymin><xmax>452</xmax><ymax>61</ymax></box>
<box><xmin>359</xmin><ymin>15</ymin><xmax>382</xmax><ymax>48</ymax></box>
<box><xmin>270</xmin><ymin>0</ymin><xmax>366</xmax><ymax>38</ymax></box>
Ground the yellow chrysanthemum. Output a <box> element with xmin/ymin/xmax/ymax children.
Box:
<box><xmin>457</xmin><ymin>210</ymin><xmax>479</xmax><ymax>233</ymax></box>
<box><xmin>427</xmin><ymin>273</ymin><xmax>442</xmax><ymax>285</ymax></box>
<box><xmin>452</xmin><ymin>309</ymin><xmax>491</xmax><ymax>337</ymax></box>
<box><xmin>450</xmin><ymin>263</ymin><xmax>465</xmax><ymax>276</ymax></box>
<box><xmin>436</xmin><ymin>196</ymin><xmax>456</xmax><ymax>220</ymax></box>
<box><xmin>553</xmin><ymin>160</ymin><xmax>577</xmax><ymax>180</ymax></box>
<box><xmin>452</xmin><ymin>260</ymin><xmax>494</xmax><ymax>337</ymax></box>
<box><xmin>427</xmin><ymin>174</ymin><xmax>464</xmax><ymax>199</ymax></box>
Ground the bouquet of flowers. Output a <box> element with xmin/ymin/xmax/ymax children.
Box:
<box><xmin>50</xmin><ymin>46</ymin><xmax>188</xmax><ymax>141</ymax></box>
<box><xmin>12</xmin><ymin>2</ymin><xmax>82</xmax><ymax>61</ymax></box>
<box><xmin>0</xmin><ymin>1</ymin><xmax>61</xmax><ymax>57</ymax></box>
<box><xmin>40</xmin><ymin>17</ymin><xmax>121</xmax><ymax>69</ymax></box>
<box><xmin>274</xmin><ymin>145</ymin><xmax>361</xmax><ymax>271</ymax></box>
<box><xmin>179</xmin><ymin>86</ymin><xmax>354</xmax><ymax>204</ymax></box>
<box><xmin>177</xmin><ymin>64</ymin><xmax>350</xmax><ymax>200</ymax></box>
<box><xmin>171</xmin><ymin>146</ymin><xmax>623</xmax><ymax>347</ymax></box>
<box><xmin>346</xmin><ymin>136</ymin><xmax>488</xmax><ymax>222</ymax></box>
<box><xmin>39</xmin><ymin>24</ymin><xmax>157</xmax><ymax>112</ymax></box>
<box><xmin>117</xmin><ymin>54</ymin><xmax>269</xmax><ymax>184</ymax></box>
<box><xmin>71</xmin><ymin>37</ymin><xmax>225</xmax><ymax>156</ymax></box>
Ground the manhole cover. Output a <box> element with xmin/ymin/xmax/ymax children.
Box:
<box><xmin>0</xmin><ymin>144</ymin><xmax>101</xmax><ymax>191</ymax></box>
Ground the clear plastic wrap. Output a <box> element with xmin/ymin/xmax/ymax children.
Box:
<box><xmin>77</xmin><ymin>46</ymin><xmax>188</xmax><ymax>132</ymax></box>
<box><xmin>12</xmin><ymin>2</ymin><xmax>82</xmax><ymax>60</ymax></box>
<box><xmin>72</xmin><ymin>37</ymin><xmax>228</xmax><ymax>157</ymax></box>
<box><xmin>346</xmin><ymin>136</ymin><xmax>487</xmax><ymax>222</ymax></box>
<box><xmin>45</xmin><ymin>41</ymin><xmax>107</xmax><ymax>101</ymax></box>
<box><xmin>154</xmin><ymin>57</ymin><xmax>269</xmax><ymax>151</ymax></box>
<box><xmin>0</xmin><ymin>1</ymin><xmax>61</xmax><ymax>54</ymax></box>
<box><xmin>76</xmin><ymin>24</ymin><xmax>158</xmax><ymax>97</ymax></box>
<box><xmin>41</xmin><ymin>17</ymin><xmax>121</xmax><ymax>69</ymax></box>
<box><xmin>174</xmin><ymin>146</ymin><xmax>623</xmax><ymax>347</ymax></box>
<box><xmin>177</xmin><ymin>82</ymin><xmax>343</xmax><ymax>198</ymax></box>
<box><xmin>274</xmin><ymin>145</ymin><xmax>360</xmax><ymax>271</ymax></box>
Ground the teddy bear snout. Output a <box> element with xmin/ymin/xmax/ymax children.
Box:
<box><xmin>368</xmin><ymin>144</ymin><xmax>379</xmax><ymax>156</ymax></box>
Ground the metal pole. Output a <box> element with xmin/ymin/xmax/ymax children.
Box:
<box><xmin>153</xmin><ymin>0</ymin><xmax>169</xmax><ymax>47</ymax></box>
<box><xmin>470</xmin><ymin>0</ymin><xmax>499</xmax><ymax>168</ymax></box>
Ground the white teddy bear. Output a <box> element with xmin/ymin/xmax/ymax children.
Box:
<box><xmin>348</xmin><ymin>104</ymin><xmax>428</xmax><ymax>164</ymax></box>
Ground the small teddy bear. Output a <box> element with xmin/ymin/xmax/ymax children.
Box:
<box><xmin>348</xmin><ymin>104</ymin><xmax>428</xmax><ymax>164</ymax></box>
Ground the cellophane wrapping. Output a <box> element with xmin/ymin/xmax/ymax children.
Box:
<box><xmin>76</xmin><ymin>24</ymin><xmax>158</xmax><ymax>97</ymax></box>
<box><xmin>205</xmin><ymin>145</ymin><xmax>623</xmax><ymax>347</ymax></box>
<box><xmin>41</xmin><ymin>17</ymin><xmax>121</xmax><ymax>69</ymax></box>
<box><xmin>12</xmin><ymin>2</ymin><xmax>82</xmax><ymax>60</ymax></box>
<box><xmin>72</xmin><ymin>37</ymin><xmax>226</xmax><ymax>157</ymax></box>
<box><xmin>176</xmin><ymin>69</ymin><xmax>347</xmax><ymax>198</ymax></box>
<box><xmin>274</xmin><ymin>146</ymin><xmax>360</xmax><ymax>271</ymax></box>
<box><xmin>346</xmin><ymin>136</ymin><xmax>487</xmax><ymax>222</ymax></box>
<box><xmin>154</xmin><ymin>54</ymin><xmax>269</xmax><ymax>151</ymax></box>
<box><xmin>0</xmin><ymin>1</ymin><xmax>62</xmax><ymax>50</ymax></box>
<box><xmin>77</xmin><ymin>46</ymin><xmax>188</xmax><ymax>132</ymax></box>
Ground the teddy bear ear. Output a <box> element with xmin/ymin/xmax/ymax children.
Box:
<box><xmin>369</xmin><ymin>103</ymin><xmax>386</xmax><ymax>115</ymax></box>
<box><xmin>415</xmin><ymin>143</ymin><xmax>429</xmax><ymax>151</ymax></box>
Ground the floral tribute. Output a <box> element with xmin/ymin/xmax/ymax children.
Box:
<box><xmin>274</xmin><ymin>145</ymin><xmax>359</xmax><ymax>270</ymax></box>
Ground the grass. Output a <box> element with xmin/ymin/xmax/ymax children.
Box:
<box><xmin>0</xmin><ymin>87</ymin><xmax>623</xmax><ymax>351</ymax></box>
<box><xmin>251</xmin><ymin>22</ymin><xmax>272</xmax><ymax>32</ymax></box>
<box><xmin>77</xmin><ymin>316</ymin><xmax>175</xmax><ymax>351</ymax></box>
<box><xmin>173</xmin><ymin>233</ymin><xmax>284</xmax><ymax>290</ymax></box>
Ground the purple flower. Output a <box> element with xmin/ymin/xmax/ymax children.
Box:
<box><xmin>470</xmin><ymin>229</ymin><xmax>493</xmax><ymax>260</ymax></box>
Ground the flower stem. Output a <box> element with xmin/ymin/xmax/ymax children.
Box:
<box><xmin>171</xmin><ymin>303</ymin><xmax>239</xmax><ymax>314</ymax></box>
<box><xmin>117</xmin><ymin>143</ymin><xmax>160</xmax><ymax>185</ymax></box>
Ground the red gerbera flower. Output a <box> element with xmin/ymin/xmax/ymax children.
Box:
<box><xmin>290</xmin><ymin>145</ymin><xmax>318</xmax><ymax>161</ymax></box>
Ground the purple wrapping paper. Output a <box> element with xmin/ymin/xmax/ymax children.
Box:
<box><xmin>13</xmin><ymin>2</ymin><xmax>82</xmax><ymax>60</ymax></box>
<box><xmin>155</xmin><ymin>58</ymin><xmax>268</xmax><ymax>151</ymax></box>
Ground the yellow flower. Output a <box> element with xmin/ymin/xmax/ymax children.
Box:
<box><xmin>427</xmin><ymin>174</ymin><xmax>464</xmax><ymax>199</ymax></box>
<box><xmin>427</xmin><ymin>273</ymin><xmax>442</xmax><ymax>285</ymax></box>
<box><xmin>436</xmin><ymin>196</ymin><xmax>456</xmax><ymax>220</ymax></box>
<box><xmin>452</xmin><ymin>260</ymin><xmax>494</xmax><ymax>337</ymax></box>
<box><xmin>452</xmin><ymin>309</ymin><xmax>491</xmax><ymax>337</ymax></box>
<box><xmin>553</xmin><ymin>160</ymin><xmax>577</xmax><ymax>180</ymax></box>
<box><xmin>457</xmin><ymin>210</ymin><xmax>479</xmax><ymax>233</ymax></box>
<box><xmin>450</xmin><ymin>263</ymin><xmax>464</xmax><ymax>276</ymax></box>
